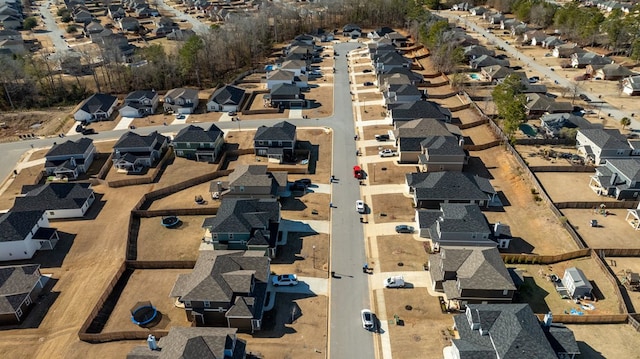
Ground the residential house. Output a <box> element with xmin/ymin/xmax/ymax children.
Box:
<box><xmin>118</xmin><ymin>16</ymin><xmax>139</xmax><ymax>32</ymax></box>
<box><xmin>405</xmin><ymin>171</ymin><xmax>497</xmax><ymax>209</ymax></box>
<box><xmin>293</xmin><ymin>34</ymin><xmax>314</xmax><ymax>45</ymax></box>
<box><xmin>429</xmin><ymin>246</ymin><xmax>516</xmax><ymax>308</ymax></box>
<box><xmin>419</xmin><ymin>204</ymin><xmax>495</xmax><ymax>248</ymax></box>
<box><xmin>373</xmin><ymin>52</ymin><xmax>412</xmax><ymax>73</ymax></box>
<box><xmin>263</xmin><ymin>83</ymin><xmax>307</xmax><ymax>109</ymax></box>
<box><xmin>0</xmin><ymin>210</ymin><xmax>59</xmax><ymax>261</ymax></box>
<box><xmin>449</xmin><ymin>304</ymin><xmax>580</xmax><ymax>358</ymax></box>
<box><xmin>207</xmin><ymin>85</ymin><xmax>246</xmax><ymax>112</ymax></box>
<box><xmin>12</xmin><ymin>183</ymin><xmax>95</xmax><ymax>219</ymax></box>
<box><xmin>486</xmin><ymin>12</ymin><xmax>505</xmax><ymax>24</ymax></box>
<box><xmin>172</xmin><ymin>124</ymin><xmax>224</xmax><ymax>162</ymax></box>
<box><xmin>589</xmin><ymin>158</ymin><xmax>640</xmax><ymax>199</ymax></box>
<box><xmin>253</xmin><ymin>121</ymin><xmax>296</xmax><ymax>162</ymax></box>
<box><xmin>112</xmin><ymin>131</ymin><xmax>168</xmax><ymax>172</ymax></box>
<box><xmin>74</xmin><ymin>93</ymin><xmax>118</xmax><ymax>122</ymax></box>
<box><xmin>383</xmin><ymin>84</ymin><xmax>423</xmax><ymax>106</ymax></box>
<box><xmin>212</xmin><ymin>164</ymin><xmax>287</xmax><ymax>199</ymax></box>
<box><xmin>266</xmin><ymin>69</ymin><xmax>294</xmax><ymax>89</ymax></box>
<box><xmin>525</xmin><ymin>93</ymin><xmax>573</xmax><ymax>118</ymax></box>
<box><xmin>576</xmin><ymin>128</ymin><xmax>631</xmax><ymax>164</ymax></box>
<box><xmin>622</xmin><ymin>75</ymin><xmax>640</xmax><ymax>96</ymax></box>
<box><xmin>152</xmin><ymin>16</ymin><xmax>179</xmax><ymax>36</ymax></box>
<box><xmin>170</xmin><ymin>250</ymin><xmax>269</xmax><ymax>331</ymax></box>
<box><xmin>571</xmin><ymin>53</ymin><xmax>613</xmax><ymax>68</ymax></box>
<box><xmin>279</xmin><ymin>60</ymin><xmax>307</xmax><ymax>77</ymax></box>
<box><xmin>541</xmin><ymin>36</ymin><xmax>564</xmax><ymax>49</ymax></box>
<box><xmin>511</xmin><ymin>23</ymin><xmax>530</xmax><ymax>36</ymax></box>
<box><xmin>368</xmin><ymin>43</ymin><xmax>398</xmax><ymax>60</ymax></box>
<box><xmin>107</xmin><ymin>4</ymin><xmax>126</xmax><ymax>19</ymax></box>
<box><xmin>591</xmin><ymin>63</ymin><xmax>636</xmax><ymax>80</ymax></box>
<box><xmin>342</xmin><ymin>24</ymin><xmax>361</xmax><ymax>38</ymax></box>
<box><xmin>469</xmin><ymin>55</ymin><xmax>509</xmax><ymax>69</ymax></box>
<box><xmin>462</xmin><ymin>45</ymin><xmax>495</xmax><ymax>60</ymax></box>
<box><xmin>367</xmin><ymin>26</ymin><xmax>395</xmax><ymax>39</ymax></box>
<box><xmin>540</xmin><ymin>113</ymin><xmax>593</xmax><ymax>138</ymax></box>
<box><xmin>166</xmin><ymin>28</ymin><xmax>196</xmax><ymax>41</ymax></box>
<box><xmin>389</xmin><ymin>101</ymin><xmax>452</xmax><ymax>128</ymax></box>
<box><xmin>562</xmin><ymin>267</ymin><xmax>593</xmax><ymax>299</ymax></box>
<box><xmin>385</xmin><ymin>32</ymin><xmax>408</xmax><ymax>47</ymax></box>
<box><xmin>89</xmin><ymin>27</ymin><xmax>113</xmax><ymax>44</ymax></box>
<box><xmin>119</xmin><ymin>90</ymin><xmax>159</xmax><ymax>118</ymax></box>
<box><xmin>378</xmin><ymin>68</ymin><xmax>424</xmax><ymax>86</ymax></box>
<box><xmin>201</xmin><ymin>199</ymin><xmax>281</xmax><ymax>256</ymax></box>
<box><xmin>85</xmin><ymin>21</ymin><xmax>105</xmax><ymax>37</ymax></box>
<box><xmin>126</xmin><ymin>327</ymin><xmax>248</xmax><ymax>359</ymax></box>
<box><xmin>418</xmin><ymin>135</ymin><xmax>467</xmax><ymax>172</ymax></box>
<box><xmin>524</xmin><ymin>30</ymin><xmax>547</xmax><ymax>45</ymax></box>
<box><xmin>452</xmin><ymin>2</ymin><xmax>469</xmax><ymax>11</ymax></box>
<box><xmin>0</xmin><ymin>264</ymin><xmax>45</xmax><ymax>325</ymax></box>
<box><xmin>469</xmin><ymin>6</ymin><xmax>486</xmax><ymax>16</ymax></box>
<box><xmin>163</xmin><ymin>87</ymin><xmax>199</xmax><ymax>114</ymax></box>
<box><xmin>500</xmin><ymin>18</ymin><xmax>518</xmax><ymax>30</ymax></box>
<box><xmin>44</xmin><ymin>138</ymin><xmax>96</xmax><ymax>180</ymax></box>
<box><xmin>73</xmin><ymin>7</ymin><xmax>93</xmax><ymax>24</ymax></box>
<box><xmin>393</xmin><ymin>118</ymin><xmax>462</xmax><ymax>165</ymax></box>
<box><xmin>0</xmin><ymin>14</ymin><xmax>21</xmax><ymax>30</ymax></box>
<box><xmin>0</xmin><ymin>38</ymin><xmax>24</xmax><ymax>54</ymax></box>
<box><xmin>481</xmin><ymin>65</ymin><xmax>513</xmax><ymax>83</ymax></box>
<box><xmin>553</xmin><ymin>43</ymin><xmax>586</xmax><ymax>58</ymax></box>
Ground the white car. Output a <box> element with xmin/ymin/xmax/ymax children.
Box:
<box><xmin>361</xmin><ymin>309</ymin><xmax>375</xmax><ymax>330</ymax></box>
<box><xmin>356</xmin><ymin>200</ymin><xmax>365</xmax><ymax>214</ymax></box>
<box><xmin>383</xmin><ymin>275</ymin><xmax>405</xmax><ymax>288</ymax></box>
<box><xmin>271</xmin><ymin>274</ymin><xmax>298</xmax><ymax>287</ymax></box>
<box><xmin>379</xmin><ymin>149</ymin><xmax>396</xmax><ymax>157</ymax></box>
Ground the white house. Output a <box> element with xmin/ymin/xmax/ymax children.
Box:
<box><xmin>207</xmin><ymin>85</ymin><xmax>246</xmax><ymax>112</ymax></box>
<box><xmin>266</xmin><ymin>69</ymin><xmax>294</xmax><ymax>89</ymax></box>
<box><xmin>74</xmin><ymin>93</ymin><xmax>119</xmax><ymax>122</ymax></box>
<box><xmin>44</xmin><ymin>138</ymin><xmax>96</xmax><ymax>180</ymax></box>
<box><xmin>12</xmin><ymin>183</ymin><xmax>96</xmax><ymax>220</ymax></box>
<box><xmin>0</xmin><ymin>210</ymin><xmax>59</xmax><ymax>262</ymax></box>
<box><xmin>622</xmin><ymin>75</ymin><xmax>640</xmax><ymax>96</ymax></box>
<box><xmin>279</xmin><ymin>60</ymin><xmax>307</xmax><ymax>77</ymax></box>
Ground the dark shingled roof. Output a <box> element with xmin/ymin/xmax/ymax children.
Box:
<box><xmin>394</xmin><ymin>118</ymin><xmax>461</xmax><ymax>152</ymax></box>
<box><xmin>45</xmin><ymin>138</ymin><xmax>94</xmax><ymax>158</ymax></box>
<box><xmin>0</xmin><ymin>210</ymin><xmax>45</xmax><ymax>243</ymax></box>
<box><xmin>254</xmin><ymin>121</ymin><xmax>296</xmax><ymax>142</ymax></box>
<box><xmin>420</xmin><ymin>135</ymin><xmax>464</xmax><ymax>156</ymax></box>
<box><xmin>452</xmin><ymin>304</ymin><xmax>558</xmax><ymax>359</ymax></box>
<box><xmin>77</xmin><ymin>93</ymin><xmax>118</xmax><ymax>115</ymax></box>
<box><xmin>438</xmin><ymin>246</ymin><xmax>515</xmax><ymax>294</ymax></box>
<box><xmin>209</xmin><ymin>85</ymin><xmax>245</xmax><ymax>106</ymax></box>
<box><xmin>578</xmin><ymin>128</ymin><xmax>630</xmax><ymax>150</ymax></box>
<box><xmin>0</xmin><ymin>264</ymin><xmax>41</xmax><ymax>314</ymax></box>
<box><xmin>390</xmin><ymin>101</ymin><xmax>452</xmax><ymax>122</ymax></box>
<box><xmin>544</xmin><ymin>323</ymin><xmax>580</xmax><ymax>356</ymax></box>
<box><xmin>13</xmin><ymin>183</ymin><xmax>93</xmax><ymax>212</ymax></box>
<box><xmin>170</xmin><ymin>250</ymin><xmax>269</xmax><ymax>304</ymax></box>
<box><xmin>269</xmin><ymin>83</ymin><xmax>301</xmax><ymax>96</ymax></box>
<box><xmin>406</xmin><ymin>172</ymin><xmax>494</xmax><ymax>202</ymax></box>
<box><xmin>126</xmin><ymin>327</ymin><xmax>247</xmax><ymax>359</ymax></box>
<box><xmin>114</xmin><ymin>131</ymin><xmax>167</xmax><ymax>149</ymax></box>
<box><xmin>173</xmin><ymin>124</ymin><xmax>223</xmax><ymax>144</ymax></box>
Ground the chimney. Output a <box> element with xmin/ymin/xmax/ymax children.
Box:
<box><xmin>459</xmin><ymin>137</ymin><xmax>465</xmax><ymax>147</ymax></box>
<box><xmin>147</xmin><ymin>334</ymin><xmax>158</xmax><ymax>350</ymax></box>
<box><xmin>610</xmin><ymin>172</ymin><xmax>618</xmax><ymax>186</ymax></box>
<box><xmin>543</xmin><ymin>312</ymin><xmax>553</xmax><ymax>327</ymax></box>
<box><xmin>494</xmin><ymin>222</ymin><xmax>501</xmax><ymax>235</ymax></box>
<box><xmin>217</xmin><ymin>181</ymin><xmax>223</xmax><ymax>192</ymax></box>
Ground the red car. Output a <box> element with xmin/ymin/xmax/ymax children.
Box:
<box><xmin>353</xmin><ymin>165</ymin><xmax>363</xmax><ymax>179</ymax></box>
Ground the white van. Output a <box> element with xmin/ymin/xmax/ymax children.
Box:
<box><xmin>383</xmin><ymin>276</ymin><xmax>405</xmax><ymax>288</ymax></box>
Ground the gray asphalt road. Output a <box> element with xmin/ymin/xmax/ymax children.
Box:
<box><xmin>39</xmin><ymin>1</ymin><xmax>70</xmax><ymax>55</ymax></box>
<box><xmin>442</xmin><ymin>11</ymin><xmax>640</xmax><ymax>129</ymax></box>
<box><xmin>154</xmin><ymin>0</ymin><xmax>209</xmax><ymax>35</ymax></box>
<box><xmin>328</xmin><ymin>41</ymin><xmax>375</xmax><ymax>359</ymax></box>
<box><xmin>0</xmin><ymin>41</ymin><xmax>373</xmax><ymax>358</ymax></box>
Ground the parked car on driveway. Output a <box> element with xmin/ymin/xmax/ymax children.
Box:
<box><xmin>379</xmin><ymin>149</ymin><xmax>396</xmax><ymax>157</ymax></box>
<box><xmin>271</xmin><ymin>274</ymin><xmax>298</xmax><ymax>287</ymax></box>
<box><xmin>363</xmin><ymin>69</ymin><xmax>372</xmax><ymax>73</ymax></box>
<box><xmin>375</xmin><ymin>134</ymin><xmax>390</xmax><ymax>141</ymax></box>
<box><xmin>383</xmin><ymin>276</ymin><xmax>405</xmax><ymax>288</ymax></box>
<box><xmin>579</xmin><ymin>94</ymin><xmax>591</xmax><ymax>102</ymax></box>
<box><xmin>361</xmin><ymin>309</ymin><xmax>375</xmax><ymax>330</ymax></box>
<box><xmin>356</xmin><ymin>200</ymin><xmax>365</xmax><ymax>214</ymax></box>
<box><xmin>295</xmin><ymin>178</ymin><xmax>312</xmax><ymax>187</ymax></box>
<box><xmin>81</xmin><ymin>128</ymin><xmax>97</xmax><ymax>135</ymax></box>
<box><xmin>363</xmin><ymin>81</ymin><xmax>374</xmax><ymax>86</ymax></box>
<box><xmin>395</xmin><ymin>225</ymin><xmax>414</xmax><ymax>233</ymax></box>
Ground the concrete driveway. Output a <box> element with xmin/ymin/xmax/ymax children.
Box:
<box><xmin>39</xmin><ymin>1</ymin><xmax>70</xmax><ymax>55</ymax></box>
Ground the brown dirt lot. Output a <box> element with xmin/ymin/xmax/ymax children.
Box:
<box><xmin>567</xmin><ymin>323</ymin><xmax>640</xmax><ymax>359</ymax></box>
<box><xmin>137</xmin><ymin>215</ymin><xmax>207</xmax><ymax>261</ymax></box>
<box><xmin>102</xmin><ymin>269</ymin><xmax>192</xmax><ymax>333</ymax></box>
<box><xmin>609</xmin><ymin>257</ymin><xmax>640</xmax><ymax>313</ymax></box>
<box><xmin>509</xmin><ymin>257</ymin><xmax>622</xmax><ymax>315</ymax></box>
<box><xmin>380</xmin><ymin>288</ymin><xmax>455</xmax><ymax>359</ymax></box>
<box><xmin>360</xmin><ymin>104</ymin><xmax>387</xmax><ymax>121</ymax></box>
<box><xmin>460</xmin><ymin>123</ymin><xmax>498</xmax><ymax>145</ymax></box>
<box><xmin>363</xmin><ymin>125</ymin><xmax>393</xmax><ymax>140</ymax></box>
<box><xmin>516</xmin><ymin>145</ymin><xmax>583</xmax><ymax>167</ymax></box>
<box><xmin>365</xmin><ymin>162</ymin><xmax>418</xmax><ymax>185</ymax></box>
<box><xmin>239</xmin><ymin>293</ymin><xmax>327</xmax><ymax>359</ymax></box>
<box><xmin>370</xmin><ymin>193</ymin><xmax>415</xmax><ymax>223</ymax></box>
<box><xmin>470</xmin><ymin>147</ymin><xmax>578</xmax><ymax>255</ymax></box>
<box><xmin>281</xmin><ymin>193</ymin><xmax>330</xmax><ymax>221</ymax></box>
<box><xmin>0</xmin><ymin>164</ymin><xmax>43</xmax><ymax>211</ymax></box>
<box><xmin>536</xmin><ymin>172</ymin><xmax>604</xmax><ymax>203</ymax></box>
<box><xmin>560</xmin><ymin>208</ymin><xmax>640</xmax><ymax>249</ymax></box>
<box><xmin>0</xmin><ymin>108</ymin><xmax>74</xmax><ymax>143</ymax></box>
<box><xmin>271</xmin><ymin>232</ymin><xmax>330</xmax><ymax>278</ymax></box>
<box><xmin>305</xmin><ymin>84</ymin><xmax>334</xmax><ymax>119</ymax></box>
<box><xmin>149</xmin><ymin>181</ymin><xmax>222</xmax><ymax>210</ymax></box>
<box><xmin>375</xmin><ymin>235</ymin><xmax>428</xmax><ymax>272</ymax></box>
<box><xmin>364</xmin><ymin>145</ymin><xmax>395</xmax><ymax>156</ymax></box>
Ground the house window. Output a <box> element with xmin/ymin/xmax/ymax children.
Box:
<box><xmin>204</xmin><ymin>301</ymin><xmax>211</xmax><ymax>308</ymax></box>
<box><xmin>16</xmin><ymin>308</ymin><xmax>22</xmax><ymax>318</ymax></box>
<box><xmin>229</xmin><ymin>233</ymin><xmax>234</xmax><ymax>239</ymax></box>
<box><xmin>503</xmin><ymin>289</ymin><xmax>509</xmax><ymax>296</ymax></box>
<box><xmin>184</xmin><ymin>300</ymin><xmax>191</xmax><ymax>307</ymax></box>
<box><xmin>25</xmin><ymin>296</ymin><xmax>31</xmax><ymax>306</ymax></box>
<box><xmin>49</xmin><ymin>211</ymin><xmax>55</xmax><ymax>216</ymax></box>
<box><xmin>212</xmin><ymin>233</ymin><xmax>218</xmax><ymax>239</ymax></box>
<box><xmin>617</xmin><ymin>150</ymin><xmax>626</xmax><ymax>155</ymax></box>
<box><xmin>278</xmin><ymin>141</ymin><xmax>283</xmax><ymax>146</ymax></box>
<box><xmin>200</xmin><ymin>143</ymin><xmax>205</xmax><ymax>147</ymax></box>
<box><xmin>239</xmin><ymin>186</ymin><xmax>245</xmax><ymax>192</ymax></box>
<box><xmin>186</xmin><ymin>143</ymin><xmax>191</xmax><ymax>148</ymax></box>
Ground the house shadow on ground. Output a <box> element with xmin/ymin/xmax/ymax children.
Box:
<box><xmin>254</xmin><ymin>292</ymin><xmax>316</xmax><ymax>338</ymax></box>
<box><xmin>271</xmin><ymin>232</ymin><xmax>317</xmax><ymax>265</ymax></box>
<box><xmin>576</xmin><ymin>341</ymin><xmax>606</xmax><ymax>359</ymax></box>
<box><xmin>501</xmin><ymin>237</ymin><xmax>534</xmax><ymax>254</ymax></box>
<box><xmin>513</xmin><ymin>276</ymin><xmax>551</xmax><ymax>314</ymax></box>
<box><xmin>280</xmin><ymin>196</ymin><xmax>309</xmax><ymax>210</ymax></box>
<box><xmin>3</xmin><ymin>232</ymin><xmax>76</xmax><ymax>269</ymax></box>
<box><xmin>0</xmin><ymin>278</ymin><xmax>60</xmax><ymax>331</ymax></box>
<box><xmin>464</xmin><ymin>156</ymin><xmax>494</xmax><ymax>179</ymax></box>
<box><xmin>296</xmin><ymin>140</ymin><xmax>319</xmax><ymax>174</ymax></box>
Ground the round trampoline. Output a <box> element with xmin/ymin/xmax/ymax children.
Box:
<box><xmin>131</xmin><ymin>301</ymin><xmax>158</xmax><ymax>326</ymax></box>
<box><xmin>161</xmin><ymin>216</ymin><xmax>180</xmax><ymax>228</ymax></box>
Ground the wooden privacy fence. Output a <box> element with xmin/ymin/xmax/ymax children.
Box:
<box><xmin>536</xmin><ymin>314</ymin><xmax>628</xmax><ymax>324</ymax></box>
<box><xmin>126</xmin><ymin>260</ymin><xmax>196</xmax><ymax>269</ymax></box>
<box><xmin>463</xmin><ymin>140</ymin><xmax>501</xmax><ymax>151</ymax></box>
<box><xmin>107</xmin><ymin>148</ymin><xmax>175</xmax><ymax>188</ymax></box>
<box><xmin>514</xmin><ymin>138</ymin><xmax>575</xmax><ymax>146</ymax></box>
<box><xmin>501</xmin><ymin>249</ymin><xmax>590</xmax><ymax>264</ymax></box>
<box><xmin>448</xmin><ymin>103</ymin><xmax>472</xmax><ymax>112</ymax></box>
<box><xmin>555</xmin><ymin>201</ymin><xmax>639</xmax><ymax>209</ymax></box>
<box><xmin>458</xmin><ymin>118</ymin><xmax>489</xmax><ymax>129</ymax></box>
<box><xmin>590</xmin><ymin>249</ymin><xmax>630</xmax><ymax>315</ymax></box>
<box><xmin>528</xmin><ymin>165</ymin><xmax>595</xmax><ymax>172</ymax></box>
<box><xmin>96</xmin><ymin>152</ymin><xmax>113</xmax><ymax>180</ymax></box>
<box><xmin>596</xmin><ymin>248</ymin><xmax>640</xmax><ymax>256</ymax></box>
<box><xmin>429</xmin><ymin>92</ymin><xmax>458</xmax><ymax>99</ymax></box>
<box><xmin>133</xmin><ymin>207</ymin><xmax>218</xmax><ymax>217</ymax></box>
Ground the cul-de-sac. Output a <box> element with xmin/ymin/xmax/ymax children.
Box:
<box><xmin>2</xmin><ymin>0</ymin><xmax>640</xmax><ymax>358</ymax></box>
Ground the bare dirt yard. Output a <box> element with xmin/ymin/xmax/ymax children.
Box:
<box><xmin>460</xmin><ymin>123</ymin><xmax>498</xmax><ymax>146</ymax></box>
<box><xmin>271</xmin><ymin>232</ymin><xmax>330</xmax><ymax>278</ymax></box>
<box><xmin>567</xmin><ymin>323</ymin><xmax>640</xmax><ymax>359</ymax></box>
<box><xmin>0</xmin><ymin>108</ymin><xmax>74</xmax><ymax>143</ymax></box>
<box><xmin>360</xmin><ymin>104</ymin><xmax>387</xmax><ymax>121</ymax></box>
<box><xmin>136</xmin><ymin>215</ymin><xmax>208</xmax><ymax>261</ymax></box>
<box><xmin>375</xmin><ymin>235</ymin><xmax>428</xmax><ymax>272</ymax></box>
<box><xmin>102</xmin><ymin>269</ymin><xmax>192</xmax><ymax>333</ymax></box>
<box><xmin>365</xmin><ymin>161</ymin><xmax>419</xmax><ymax>185</ymax></box>
<box><xmin>380</xmin><ymin>288</ymin><xmax>455</xmax><ymax>359</ymax></box>
<box><xmin>608</xmin><ymin>257</ymin><xmax>640</xmax><ymax>313</ymax></box>
<box><xmin>370</xmin><ymin>193</ymin><xmax>415</xmax><ymax>224</ymax></box>
<box><xmin>509</xmin><ymin>257</ymin><xmax>622</xmax><ymax>315</ymax></box>
<box><xmin>516</xmin><ymin>145</ymin><xmax>583</xmax><ymax>167</ymax></box>
<box><xmin>281</xmin><ymin>193</ymin><xmax>331</xmax><ymax>221</ymax></box>
<box><xmin>535</xmin><ymin>172</ymin><xmax>604</xmax><ymax>203</ymax></box>
<box><xmin>239</xmin><ymin>293</ymin><xmax>327</xmax><ymax>359</ymax></box>
<box><xmin>470</xmin><ymin>146</ymin><xmax>579</xmax><ymax>255</ymax></box>
<box><xmin>149</xmin><ymin>181</ymin><xmax>222</xmax><ymax>210</ymax></box>
<box><xmin>560</xmin><ymin>208</ymin><xmax>640</xmax><ymax>249</ymax></box>
<box><xmin>304</xmin><ymin>83</ymin><xmax>334</xmax><ymax>119</ymax></box>
<box><xmin>0</xmin><ymin>163</ymin><xmax>43</xmax><ymax>211</ymax></box>
<box><xmin>363</xmin><ymin>125</ymin><xmax>393</xmax><ymax>141</ymax></box>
